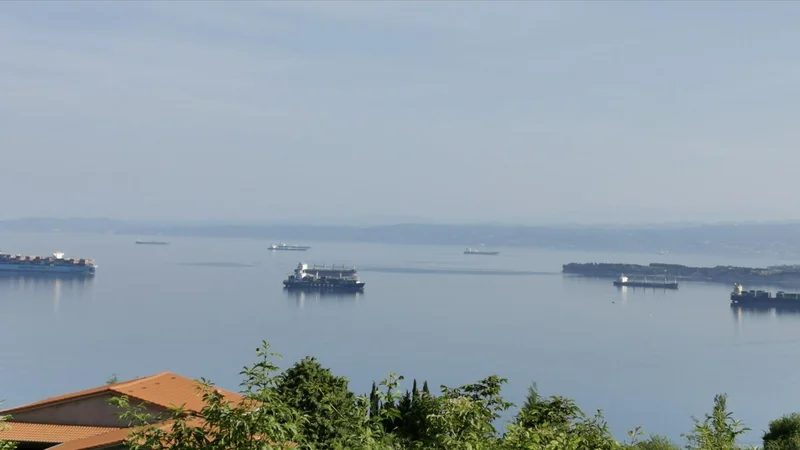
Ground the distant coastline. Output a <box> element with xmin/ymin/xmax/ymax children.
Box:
<box><xmin>563</xmin><ymin>262</ymin><xmax>800</xmax><ymax>288</ymax></box>
<box><xmin>4</xmin><ymin>217</ymin><xmax>800</xmax><ymax>259</ymax></box>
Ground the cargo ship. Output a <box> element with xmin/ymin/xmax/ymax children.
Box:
<box><xmin>464</xmin><ymin>248</ymin><xmax>499</xmax><ymax>255</ymax></box>
<box><xmin>0</xmin><ymin>251</ymin><xmax>96</xmax><ymax>274</ymax></box>
<box><xmin>269</xmin><ymin>243</ymin><xmax>311</xmax><ymax>251</ymax></box>
<box><xmin>282</xmin><ymin>262</ymin><xmax>365</xmax><ymax>292</ymax></box>
<box><xmin>613</xmin><ymin>274</ymin><xmax>678</xmax><ymax>289</ymax></box>
<box><xmin>730</xmin><ymin>283</ymin><xmax>800</xmax><ymax>308</ymax></box>
<box><xmin>135</xmin><ymin>240</ymin><xmax>169</xmax><ymax>245</ymax></box>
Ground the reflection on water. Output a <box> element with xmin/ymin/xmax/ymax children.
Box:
<box><xmin>0</xmin><ymin>273</ymin><xmax>94</xmax><ymax>313</ymax></box>
<box><xmin>283</xmin><ymin>289</ymin><xmax>363</xmax><ymax>308</ymax></box>
<box><xmin>615</xmin><ymin>284</ymin><xmax>679</xmax><ymax>305</ymax></box>
<box><xmin>731</xmin><ymin>305</ymin><xmax>800</xmax><ymax>338</ymax></box>
<box><xmin>731</xmin><ymin>305</ymin><xmax>800</xmax><ymax>318</ymax></box>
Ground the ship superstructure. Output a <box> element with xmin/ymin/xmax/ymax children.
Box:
<box><xmin>464</xmin><ymin>248</ymin><xmax>499</xmax><ymax>255</ymax></box>
<box><xmin>613</xmin><ymin>274</ymin><xmax>678</xmax><ymax>289</ymax></box>
<box><xmin>0</xmin><ymin>251</ymin><xmax>97</xmax><ymax>274</ymax></box>
<box><xmin>269</xmin><ymin>243</ymin><xmax>311</xmax><ymax>251</ymax></box>
<box><xmin>283</xmin><ymin>262</ymin><xmax>364</xmax><ymax>292</ymax></box>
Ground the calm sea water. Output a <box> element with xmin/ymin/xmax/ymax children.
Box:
<box><xmin>2</xmin><ymin>230</ymin><xmax>800</xmax><ymax>445</ymax></box>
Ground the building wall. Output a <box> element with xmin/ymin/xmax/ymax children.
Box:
<box><xmin>10</xmin><ymin>394</ymin><xmax>166</xmax><ymax>427</ymax></box>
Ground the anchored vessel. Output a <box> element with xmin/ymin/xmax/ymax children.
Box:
<box><xmin>613</xmin><ymin>274</ymin><xmax>678</xmax><ymax>289</ymax></box>
<box><xmin>135</xmin><ymin>240</ymin><xmax>169</xmax><ymax>245</ymax></box>
<box><xmin>269</xmin><ymin>243</ymin><xmax>311</xmax><ymax>251</ymax></box>
<box><xmin>730</xmin><ymin>283</ymin><xmax>800</xmax><ymax>308</ymax></box>
<box><xmin>283</xmin><ymin>262</ymin><xmax>365</xmax><ymax>292</ymax></box>
<box><xmin>0</xmin><ymin>251</ymin><xmax>97</xmax><ymax>274</ymax></box>
<box><xmin>464</xmin><ymin>248</ymin><xmax>499</xmax><ymax>255</ymax></box>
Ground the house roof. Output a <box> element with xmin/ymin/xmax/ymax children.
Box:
<box><xmin>47</xmin><ymin>418</ymin><xmax>207</xmax><ymax>450</ymax></box>
<box><xmin>0</xmin><ymin>422</ymin><xmax>121</xmax><ymax>444</ymax></box>
<box><xmin>46</xmin><ymin>427</ymin><xmax>131</xmax><ymax>450</ymax></box>
<box><xmin>1</xmin><ymin>372</ymin><xmax>243</xmax><ymax>416</ymax></box>
<box><xmin>1</xmin><ymin>372</ymin><xmax>251</xmax><ymax>450</ymax></box>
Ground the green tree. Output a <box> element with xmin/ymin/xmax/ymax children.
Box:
<box><xmin>400</xmin><ymin>387</ymin><xmax>435</xmax><ymax>446</ymax></box>
<box><xmin>274</xmin><ymin>356</ymin><xmax>364</xmax><ymax>449</ymax></box>
<box><xmin>0</xmin><ymin>402</ymin><xmax>17</xmax><ymax>450</ymax></box>
<box><xmin>501</xmin><ymin>383</ymin><xmax>621</xmax><ymax>450</ymax></box>
<box><xmin>685</xmin><ymin>394</ymin><xmax>750</xmax><ymax>450</ymax></box>
<box><xmin>763</xmin><ymin>413</ymin><xmax>800</xmax><ymax>450</ymax></box>
<box><xmin>396</xmin><ymin>391</ymin><xmax>412</xmax><ymax>429</ymax></box>
<box><xmin>629</xmin><ymin>434</ymin><xmax>681</xmax><ymax>450</ymax></box>
<box><xmin>515</xmin><ymin>384</ymin><xmax>579</xmax><ymax>430</ymax></box>
<box><xmin>370</xmin><ymin>382</ymin><xmax>380</xmax><ymax>419</ymax></box>
<box><xmin>418</xmin><ymin>375</ymin><xmax>512</xmax><ymax>449</ymax></box>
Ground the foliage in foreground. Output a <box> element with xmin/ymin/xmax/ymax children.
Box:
<box><xmin>763</xmin><ymin>413</ymin><xmax>800</xmax><ymax>450</ymax></box>
<box><xmin>685</xmin><ymin>394</ymin><xmax>750</xmax><ymax>450</ymax></box>
<box><xmin>107</xmin><ymin>341</ymin><xmax>764</xmax><ymax>450</ymax></box>
<box><xmin>0</xmin><ymin>402</ymin><xmax>17</xmax><ymax>450</ymax></box>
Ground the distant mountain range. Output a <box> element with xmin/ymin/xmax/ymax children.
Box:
<box><xmin>3</xmin><ymin>217</ymin><xmax>800</xmax><ymax>260</ymax></box>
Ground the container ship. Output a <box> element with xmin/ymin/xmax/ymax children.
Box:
<box><xmin>282</xmin><ymin>262</ymin><xmax>364</xmax><ymax>292</ymax></box>
<box><xmin>613</xmin><ymin>274</ymin><xmax>678</xmax><ymax>289</ymax></box>
<box><xmin>0</xmin><ymin>251</ymin><xmax>97</xmax><ymax>274</ymax></box>
<box><xmin>269</xmin><ymin>243</ymin><xmax>311</xmax><ymax>251</ymax></box>
<box><xmin>730</xmin><ymin>283</ymin><xmax>800</xmax><ymax>308</ymax></box>
<box><xmin>464</xmin><ymin>248</ymin><xmax>499</xmax><ymax>255</ymax></box>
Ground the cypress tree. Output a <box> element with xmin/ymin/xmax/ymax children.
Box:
<box><xmin>381</xmin><ymin>398</ymin><xmax>397</xmax><ymax>432</ymax></box>
<box><xmin>369</xmin><ymin>381</ymin><xmax>380</xmax><ymax>418</ymax></box>
<box><xmin>397</xmin><ymin>390</ymin><xmax>412</xmax><ymax>431</ymax></box>
<box><xmin>406</xmin><ymin>381</ymin><xmax>430</xmax><ymax>442</ymax></box>
<box><xmin>399</xmin><ymin>390</ymin><xmax>412</xmax><ymax>411</ymax></box>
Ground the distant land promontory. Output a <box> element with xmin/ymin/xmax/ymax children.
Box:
<box><xmin>563</xmin><ymin>262</ymin><xmax>800</xmax><ymax>287</ymax></box>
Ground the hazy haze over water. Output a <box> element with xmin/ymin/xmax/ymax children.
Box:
<box><xmin>1</xmin><ymin>231</ymin><xmax>800</xmax><ymax>446</ymax></box>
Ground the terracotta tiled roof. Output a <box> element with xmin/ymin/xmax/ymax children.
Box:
<box><xmin>0</xmin><ymin>422</ymin><xmax>121</xmax><ymax>444</ymax></box>
<box><xmin>1</xmin><ymin>372</ymin><xmax>243</xmax><ymax>415</ymax></box>
<box><xmin>48</xmin><ymin>418</ymin><xmax>206</xmax><ymax>450</ymax></box>
<box><xmin>47</xmin><ymin>427</ymin><xmax>132</xmax><ymax>450</ymax></box>
<box><xmin>1</xmin><ymin>372</ymin><xmax>252</xmax><ymax>450</ymax></box>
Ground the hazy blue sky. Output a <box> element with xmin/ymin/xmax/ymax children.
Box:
<box><xmin>2</xmin><ymin>1</ymin><xmax>799</xmax><ymax>224</ymax></box>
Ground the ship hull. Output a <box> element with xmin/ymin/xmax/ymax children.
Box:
<box><xmin>136</xmin><ymin>241</ymin><xmax>169</xmax><ymax>245</ymax></box>
<box><xmin>0</xmin><ymin>264</ymin><xmax>96</xmax><ymax>274</ymax></box>
<box><xmin>270</xmin><ymin>248</ymin><xmax>309</xmax><ymax>251</ymax></box>
<box><xmin>730</xmin><ymin>295</ymin><xmax>800</xmax><ymax>309</ymax></box>
<box><xmin>464</xmin><ymin>252</ymin><xmax>499</xmax><ymax>255</ymax></box>
<box><xmin>283</xmin><ymin>280</ymin><xmax>365</xmax><ymax>292</ymax></box>
<box><xmin>614</xmin><ymin>280</ymin><xmax>678</xmax><ymax>289</ymax></box>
